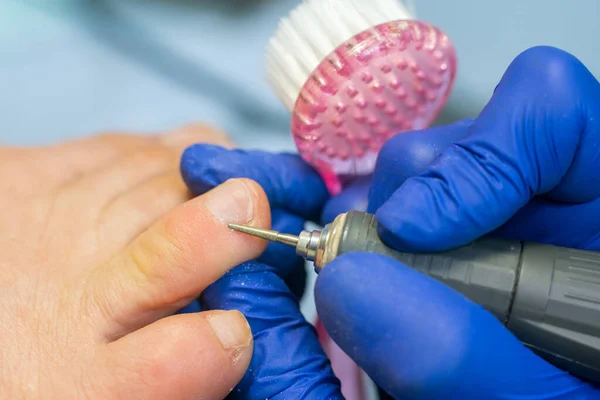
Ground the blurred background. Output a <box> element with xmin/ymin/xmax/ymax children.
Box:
<box><xmin>2</xmin><ymin>0</ymin><xmax>599</xmax><ymax>332</ymax></box>
<box><xmin>1</xmin><ymin>1</ymin><xmax>598</xmax><ymax>398</ymax></box>
<box><xmin>1</xmin><ymin>0</ymin><xmax>599</xmax><ymax>149</ymax></box>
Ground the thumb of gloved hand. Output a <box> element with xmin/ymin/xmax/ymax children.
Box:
<box><xmin>315</xmin><ymin>252</ymin><xmax>598</xmax><ymax>400</ymax></box>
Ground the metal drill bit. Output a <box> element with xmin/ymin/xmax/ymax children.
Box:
<box><xmin>227</xmin><ymin>224</ymin><xmax>300</xmax><ymax>247</ymax></box>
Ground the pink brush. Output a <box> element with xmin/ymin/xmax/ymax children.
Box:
<box><xmin>265</xmin><ymin>1</ymin><xmax>457</xmax><ymax>399</ymax></box>
<box><xmin>266</xmin><ymin>0</ymin><xmax>456</xmax><ymax>195</ymax></box>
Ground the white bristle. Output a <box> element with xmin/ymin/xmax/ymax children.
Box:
<box><xmin>266</xmin><ymin>0</ymin><xmax>415</xmax><ymax>110</ymax></box>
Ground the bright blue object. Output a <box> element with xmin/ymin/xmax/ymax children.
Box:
<box><xmin>317</xmin><ymin>46</ymin><xmax>600</xmax><ymax>399</ymax></box>
<box><xmin>180</xmin><ymin>46</ymin><xmax>600</xmax><ymax>399</ymax></box>
<box><xmin>181</xmin><ymin>146</ymin><xmax>328</xmax><ymax>221</ymax></box>
<box><xmin>201</xmin><ymin>261</ymin><xmax>342</xmax><ymax>399</ymax></box>
<box><xmin>180</xmin><ymin>146</ymin><xmax>343</xmax><ymax>398</ymax></box>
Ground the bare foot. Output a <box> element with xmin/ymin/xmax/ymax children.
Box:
<box><xmin>0</xmin><ymin>125</ymin><xmax>270</xmax><ymax>399</ymax></box>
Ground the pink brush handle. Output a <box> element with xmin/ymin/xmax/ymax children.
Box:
<box><xmin>291</xmin><ymin>19</ymin><xmax>457</xmax><ymax>195</ymax></box>
<box><xmin>316</xmin><ymin>318</ymin><xmax>366</xmax><ymax>400</ymax></box>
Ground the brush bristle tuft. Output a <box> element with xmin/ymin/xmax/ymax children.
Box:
<box><xmin>266</xmin><ymin>0</ymin><xmax>414</xmax><ymax>110</ymax></box>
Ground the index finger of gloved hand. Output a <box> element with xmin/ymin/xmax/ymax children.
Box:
<box><xmin>375</xmin><ymin>46</ymin><xmax>600</xmax><ymax>252</ymax></box>
<box><xmin>366</xmin><ymin>120</ymin><xmax>600</xmax><ymax>250</ymax></box>
<box><xmin>491</xmin><ymin>195</ymin><xmax>600</xmax><ymax>250</ymax></box>
<box><xmin>180</xmin><ymin>145</ymin><xmax>329</xmax><ymax>220</ymax></box>
<box><xmin>315</xmin><ymin>252</ymin><xmax>600</xmax><ymax>400</ymax></box>
<box><xmin>200</xmin><ymin>261</ymin><xmax>344</xmax><ymax>399</ymax></box>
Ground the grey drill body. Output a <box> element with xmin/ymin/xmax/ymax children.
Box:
<box><xmin>228</xmin><ymin>210</ymin><xmax>600</xmax><ymax>385</ymax></box>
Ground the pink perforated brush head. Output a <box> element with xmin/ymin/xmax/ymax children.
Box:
<box><xmin>290</xmin><ymin>20</ymin><xmax>456</xmax><ymax>194</ymax></box>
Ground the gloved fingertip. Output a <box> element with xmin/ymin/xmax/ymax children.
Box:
<box><xmin>373</xmin><ymin>182</ymin><xmax>466</xmax><ymax>252</ymax></box>
<box><xmin>180</xmin><ymin>144</ymin><xmax>329</xmax><ymax>218</ymax></box>
<box><xmin>374</xmin><ymin>219</ymin><xmax>416</xmax><ymax>251</ymax></box>
<box><xmin>180</xmin><ymin>143</ymin><xmax>225</xmax><ymax>194</ymax></box>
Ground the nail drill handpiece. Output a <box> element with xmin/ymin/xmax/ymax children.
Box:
<box><xmin>228</xmin><ymin>217</ymin><xmax>331</xmax><ymax>268</ymax></box>
<box><xmin>228</xmin><ymin>210</ymin><xmax>600</xmax><ymax>384</ymax></box>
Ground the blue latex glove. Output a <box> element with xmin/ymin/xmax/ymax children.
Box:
<box><xmin>316</xmin><ymin>46</ymin><xmax>600</xmax><ymax>399</ymax></box>
<box><xmin>179</xmin><ymin>45</ymin><xmax>600</xmax><ymax>399</ymax></box>
<box><xmin>179</xmin><ymin>147</ymin><xmax>344</xmax><ymax>398</ymax></box>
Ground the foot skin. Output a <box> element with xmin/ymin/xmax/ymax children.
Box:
<box><xmin>0</xmin><ymin>125</ymin><xmax>270</xmax><ymax>400</ymax></box>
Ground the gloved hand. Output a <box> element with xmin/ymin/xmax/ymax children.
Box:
<box><xmin>179</xmin><ymin>148</ymin><xmax>344</xmax><ymax>398</ymax></box>
<box><xmin>178</xmin><ymin>45</ymin><xmax>600</xmax><ymax>399</ymax></box>
<box><xmin>316</xmin><ymin>45</ymin><xmax>600</xmax><ymax>399</ymax></box>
